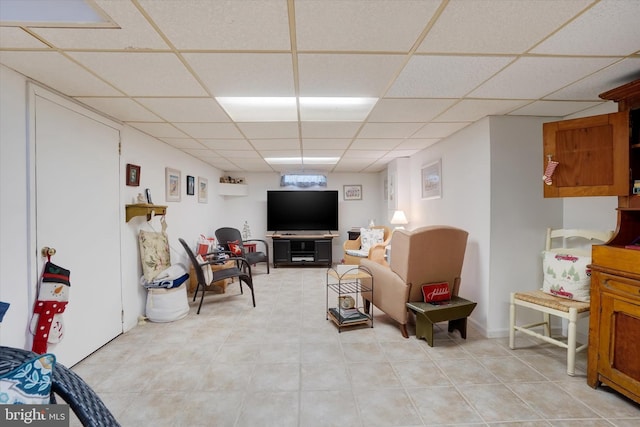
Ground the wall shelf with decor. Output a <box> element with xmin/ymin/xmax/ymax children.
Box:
<box><xmin>218</xmin><ymin>183</ymin><xmax>248</xmax><ymax>196</ymax></box>
<box><xmin>125</xmin><ymin>204</ymin><xmax>167</xmax><ymax>222</ymax></box>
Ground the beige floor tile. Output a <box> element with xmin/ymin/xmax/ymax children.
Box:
<box><xmin>460</xmin><ymin>384</ymin><xmax>542</xmax><ymax>422</ymax></box>
<box><xmin>299</xmin><ymin>390</ymin><xmax>361</xmax><ymax>427</ymax></box>
<box><xmin>356</xmin><ymin>388</ymin><xmax>423</xmax><ymax>427</ymax></box>
<box><xmin>406</xmin><ymin>385</ymin><xmax>484</xmax><ymax>424</ymax></box>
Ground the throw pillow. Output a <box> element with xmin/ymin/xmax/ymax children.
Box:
<box><xmin>422</xmin><ymin>282</ymin><xmax>451</xmax><ymax>302</ymax></box>
<box><xmin>359</xmin><ymin>228</ymin><xmax>384</xmax><ymax>253</ymax></box>
<box><xmin>196</xmin><ymin>255</ymin><xmax>213</xmax><ymax>285</ymax></box>
<box><xmin>227</xmin><ymin>240</ymin><xmax>243</xmax><ymax>256</ymax></box>
<box><xmin>541</xmin><ymin>250</ymin><xmax>592</xmax><ymax>301</ymax></box>
<box><xmin>138</xmin><ymin>230</ymin><xmax>171</xmax><ymax>282</ymax></box>
<box><xmin>0</xmin><ymin>353</ymin><xmax>55</xmax><ymax>404</ymax></box>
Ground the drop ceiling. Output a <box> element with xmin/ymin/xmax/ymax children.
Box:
<box><xmin>1</xmin><ymin>0</ymin><xmax>639</xmax><ymax>173</ymax></box>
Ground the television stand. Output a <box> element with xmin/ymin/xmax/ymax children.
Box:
<box><xmin>269</xmin><ymin>233</ymin><xmax>338</xmax><ymax>268</ymax></box>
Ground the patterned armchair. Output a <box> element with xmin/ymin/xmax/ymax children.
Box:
<box><xmin>343</xmin><ymin>226</ymin><xmax>391</xmax><ymax>265</ymax></box>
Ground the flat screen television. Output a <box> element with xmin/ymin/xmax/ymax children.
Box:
<box><xmin>267</xmin><ymin>190</ymin><xmax>338</xmax><ymax>232</ymax></box>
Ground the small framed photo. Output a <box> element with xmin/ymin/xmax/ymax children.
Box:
<box><xmin>198</xmin><ymin>177</ymin><xmax>208</xmax><ymax>203</ymax></box>
<box><xmin>165</xmin><ymin>167</ymin><xmax>181</xmax><ymax>202</ymax></box>
<box><xmin>186</xmin><ymin>175</ymin><xmax>195</xmax><ymax>195</ymax></box>
<box><xmin>343</xmin><ymin>184</ymin><xmax>362</xmax><ymax>201</ymax></box>
<box><xmin>145</xmin><ymin>188</ymin><xmax>153</xmax><ymax>204</ymax></box>
<box><xmin>421</xmin><ymin>159</ymin><xmax>442</xmax><ymax>200</ymax></box>
<box><xmin>126</xmin><ymin>164</ymin><xmax>140</xmax><ymax>187</ymax></box>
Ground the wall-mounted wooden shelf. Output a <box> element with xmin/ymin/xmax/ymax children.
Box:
<box><xmin>125</xmin><ymin>204</ymin><xmax>167</xmax><ymax>222</ymax></box>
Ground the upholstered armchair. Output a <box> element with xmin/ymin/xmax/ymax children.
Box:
<box><xmin>360</xmin><ymin>226</ymin><xmax>469</xmax><ymax>338</ymax></box>
<box><xmin>343</xmin><ymin>226</ymin><xmax>391</xmax><ymax>265</ymax></box>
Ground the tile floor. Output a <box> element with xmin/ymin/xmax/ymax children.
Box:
<box><xmin>70</xmin><ymin>266</ymin><xmax>640</xmax><ymax>426</ymax></box>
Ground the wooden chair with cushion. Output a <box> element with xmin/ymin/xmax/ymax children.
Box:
<box><xmin>509</xmin><ymin>228</ymin><xmax>613</xmax><ymax>376</ymax></box>
<box><xmin>343</xmin><ymin>226</ymin><xmax>391</xmax><ymax>265</ymax></box>
<box><xmin>215</xmin><ymin>227</ymin><xmax>270</xmax><ymax>273</ymax></box>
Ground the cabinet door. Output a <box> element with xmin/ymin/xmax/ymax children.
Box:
<box><xmin>273</xmin><ymin>239</ymin><xmax>290</xmax><ymax>263</ymax></box>
<box><xmin>543</xmin><ymin>111</ymin><xmax>629</xmax><ymax>197</ymax></box>
<box><xmin>598</xmin><ymin>292</ymin><xmax>640</xmax><ymax>395</ymax></box>
<box><xmin>315</xmin><ymin>240</ymin><xmax>332</xmax><ymax>264</ymax></box>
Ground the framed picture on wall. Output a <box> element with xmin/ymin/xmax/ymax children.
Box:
<box><xmin>165</xmin><ymin>167</ymin><xmax>181</xmax><ymax>202</ymax></box>
<box><xmin>126</xmin><ymin>164</ymin><xmax>140</xmax><ymax>186</ymax></box>
<box><xmin>421</xmin><ymin>159</ymin><xmax>442</xmax><ymax>199</ymax></box>
<box><xmin>343</xmin><ymin>185</ymin><xmax>362</xmax><ymax>201</ymax></box>
<box><xmin>186</xmin><ymin>175</ymin><xmax>195</xmax><ymax>195</ymax></box>
<box><xmin>198</xmin><ymin>177</ymin><xmax>208</xmax><ymax>203</ymax></box>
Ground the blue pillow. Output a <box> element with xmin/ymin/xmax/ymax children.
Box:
<box><xmin>0</xmin><ymin>353</ymin><xmax>55</xmax><ymax>404</ymax></box>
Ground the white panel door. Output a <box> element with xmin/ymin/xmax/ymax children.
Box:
<box><xmin>34</xmin><ymin>94</ymin><xmax>122</xmax><ymax>366</ymax></box>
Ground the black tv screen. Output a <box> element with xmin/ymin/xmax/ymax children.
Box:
<box><xmin>267</xmin><ymin>190</ymin><xmax>338</xmax><ymax>232</ymax></box>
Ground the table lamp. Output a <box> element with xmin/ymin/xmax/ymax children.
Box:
<box><xmin>390</xmin><ymin>210</ymin><xmax>408</xmax><ymax>230</ymax></box>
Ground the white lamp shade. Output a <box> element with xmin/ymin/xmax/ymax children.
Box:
<box><xmin>390</xmin><ymin>210</ymin><xmax>408</xmax><ymax>225</ymax></box>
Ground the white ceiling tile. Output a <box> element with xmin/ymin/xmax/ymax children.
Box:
<box><xmin>251</xmin><ymin>139</ymin><xmax>301</xmax><ymax>150</ymax></box>
<box><xmin>173</xmin><ymin>123</ymin><xmax>244</xmax><ymax>139</ymax></box>
<box><xmin>301</xmin><ymin>149</ymin><xmax>345</xmax><ymax>157</ymax></box>
<box><xmin>216</xmin><ymin>150</ymin><xmax>262</xmax><ymax>159</ymax></box>
<box><xmin>383</xmin><ymin>150</ymin><xmax>420</xmax><ymax>158</ymax></box>
<box><xmin>75</xmin><ymin>97</ymin><xmax>161</xmax><ymax>122</ymax></box>
<box><xmin>342</xmin><ymin>150</ymin><xmax>387</xmax><ymax>159</ymax></box>
<box><xmin>436</xmin><ymin>99</ymin><xmax>527</xmax><ymax>122</ymax></box>
<box><xmin>30</xmin><ymin>0</ymin><xmax>169</xmax><ymax>50</ymax></box>
<box><xmin>302</xmin><ymin>139</ymin><xmax>351</xmax><ymax>150</ymax></box>
<box><xmin>470</xmin><ymin>57</ymin><xmax>620</xmax><ymax>99</ymax></box>
<box><xmin>68</xmin><ymin>52</ymin><xmax>207</xmax><ymax>96</ymax></box>
<box><xmin>358</xmin><ymin>122</ymin><xmax>423</xmax><ymax>138</ymax></box>
<box><xmin>531</xmin><ymin>0</ymin><xmax>640</xmax><ymax>56</ymax></box>
<box><xmin>134</xmin><ymin>98</ymin><xmax>230</xmax><ymax>122</ymax></box>
<box><xmin>159</xmin><ymin>138</ymin><xmax>204</xmax><ymax>149</ymax></box>
<box><xmin>258</xmin><ymin>150</ymin><xmax>301</xmax><ymax>158</ymax></box>
<box><xmin>127</xmin><ymin>122</ymin><xmax>188</xmax><ymax>138</ymax></box>
<box><xmin>387</xmin><ymin>55</ymin><xmax>515</xmax><ymax>97</ymax></box>
<box><xmin>182</xmin><ymin>148</ymin><xmax>215</xmax><ymax>157</ymax></box>
<box><xmin>411</xmin><ymin>122</ymin><xmax>470</xmax><ymax>138</ymax></box>
<box><xmin>0</xmin><ymin>51</ymin><xmax>121</xmax><ymax>96</ymax></box>
<box><xmin>200</xmin><ymin>140</ymin><xmax>253</xmax><ymax>150</ymax></box>
<box><xmin>301</xmin><ymin>122</ymin><xmax>362</xmax><ymax>138</ymax></box>
<box><xmin>295</xmin><ymin>0</ymin><xmax>441</xmax><ymax>51</ymax></box>
<box><xmin>545</xmin><ymin>58</ymin><xmax>640</xmax><ymax>101</ymax></box>
<box><xmin>396</xmin><ymin>139</ymin><xmax>440</xmax><ymax>149</ymax></box>
<box><xmin>298</xmin><ymin>54</ymin><xmax>406</xmax><ymax>97</ymax></box>
<box><xmin>350</xmin><ymin>139</ymin><xmax>402</xmax><ymax>150</ymax></box>
<box><xmin>184</xmin><ymin>53</ymin><xmax>295</xmax><ymax>97</ymax></box>
<box><xmin>509</xmin><ymin>100</ymin><xmax>603</xmax><ymax>117</ymax></box>
<box><xmin>237</xmin><ymin>122</ymin><xmax>299</xmax><ymax>139</ymax></box>
<box><xmin>138</xmin><ymin>0</ymin><xmax>290</xmax><ymax>50</ymax></box>
<box><xmin>418</xmin><ymin>0</ymin><xmax>592</xmax><ymax>54</ymax></box>
<box><xmin>368</xmin><ymin>98</ymin><xmax>457</xmax><ymax>122</ymax></box>
<box><xmin>0</xmin><ymin>27</ymin><xmax>49</xmax><ymax>48</ymax></box>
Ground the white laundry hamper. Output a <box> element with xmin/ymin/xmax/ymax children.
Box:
<box><xmin>145</xmin><ymin>283</ymin><xmax>189</xmax><ymax>322</ymax></box>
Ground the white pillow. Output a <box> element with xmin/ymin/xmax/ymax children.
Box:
<box><xmin>541</xmin><ymin>250</ymin><xmax>592</xmax><ymax>302</ymax></box>
<box><xmin>359</xmin><ymin>228</ymin><xmax>384</xmax><ymax>253</ymax></box>
<box><xmin>196</xmin><ymin>255</ymin><xmax>213</xmax><ymax>285</ymax></box>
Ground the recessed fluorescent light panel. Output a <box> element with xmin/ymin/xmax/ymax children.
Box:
<box><xmin>216</xmin><ymin>97</ymin><xmax>378</xmax><ymax>122</ymax></box>
<box><xmin>265</xmin><ymin>157</ymin><xmax>340</xmax><ymax>165</ymax></box>
<box><xmin>0</xmin><ymin>0</ymin><xmax>112</xmax><ymax>27</ymax></box>
<box><xmin>299</xmin><ymin>97</ymin><xmax>378</xmax><ymax>121</ymax></box>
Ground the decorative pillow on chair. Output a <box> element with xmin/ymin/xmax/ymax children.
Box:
<box><xmin>422</xmin><ymin>282</ymin><xmax>451</xmax><ymax>302</ymax></box>
<box><xmin>0</xmin><ymin>353</ymin><xmax>55</xmax><ymax>404</ymax></box>
<box><xmin>196</xmin><ymin>255</ymin><xmax>213</xmax><ymax>285</ymax></box>
<box><xmin>359</xmin><ymin>228</ymin><xmax>384</xmax><ymax>253</ymax></box>
<box><xmin>227</xmin><ymin>240</ymin><xmax>243</xmax><ymax>256</ymax></box>
<box><xmin>138</xmin><ymin>230</ymin><xmax>171</xmax><ymax>282</ymax></box>
<box><xmin>541</xmin><ymin>250</ymin><xmax>592</xmax><ymax>301</ymax></box>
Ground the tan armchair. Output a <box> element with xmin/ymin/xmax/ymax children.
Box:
<box><xmin>360</xmin><ymin>226</ymin><xmax>469</xmax><ymax>338</ymax></box>
<box><xmin>343</xmin><ymin>226</ymin><xmax>391</xmax><ymax>265</ymax></box>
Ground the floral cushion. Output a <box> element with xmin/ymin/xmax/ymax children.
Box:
<box><xmin>541</xmin><ymin>250</ymin><xmax>592</xmax><ymax>302</ymax></box>
<box><xmin>359</xmin><ymin>228</ymin><xmax>384</xmax><ymax>253</ymax></box>
<box><xmin>139</xmin><ymin>230</ymin><xmax>171</xmax><ymax>282</ymax></box>
<box><xmin>0</xmin><ymin>353</ymin><xmax>55</xmax><ymax>404</ymax></box>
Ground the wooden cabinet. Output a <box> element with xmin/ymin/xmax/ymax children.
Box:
<box><xmin>542</xmin><ymin>78</ymin><xmax>640</xmax><ymax>204</ymax></box>
<box><xmin>270</xmin><ymin>235</ymin><xmax>335</xmax><ymax>267</ymax></box>
<box><xmin>588</xmin><ymin>208</ymin><xmax>640</xmax><ymax>404</ymax></box>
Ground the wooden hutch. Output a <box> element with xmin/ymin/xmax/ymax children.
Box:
<box><xmin>545</xmin><ymin>79</ymin><xmax>640</xmax><ymax>403</ymax></box>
